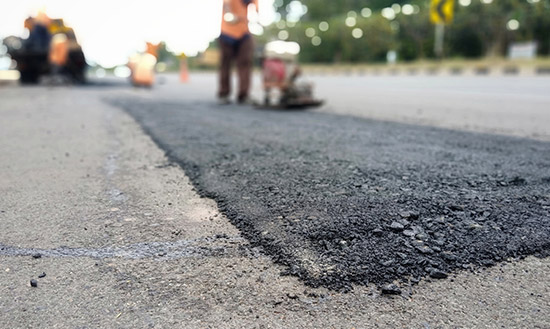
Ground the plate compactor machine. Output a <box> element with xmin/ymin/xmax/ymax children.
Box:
<box><xmin>259</xmin><ymin>40</ymin><xmax>323</xmax><ymax>109</ymax></box>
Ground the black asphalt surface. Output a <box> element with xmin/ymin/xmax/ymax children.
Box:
<box><xmin>115</xmin><ymin>98</ymin><xmax>550</xmax><ymax>290</ymax></box>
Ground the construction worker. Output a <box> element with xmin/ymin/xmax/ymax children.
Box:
<box><xmin>23</xmin><ymin>15</ymin><xmax>50</xmax><ymax>52</ymax></box>
<box><xmin>49</xmin><ymin>33</ymin><xmax>69</xmax><ymax>75</ymax></box>
<box><xmin>218</xmin><ymin>0</ymin><xmax>258</xmax><ymax>105</ymax></box>
<box><xmin>127</xmin><ymin>42</ymin><xmax>159</xmax><ymax>87</ymax></box>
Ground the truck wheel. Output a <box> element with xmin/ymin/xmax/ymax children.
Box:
<box><xmin>19</xmin><ymin>70</ymin><xmax>39</xmax><ymax>84</ymax></box>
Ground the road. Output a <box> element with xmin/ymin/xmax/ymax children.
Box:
<box><xmin>1</xmin><ymin>74</ymin><xmax>549</xmax><ymax>328</ymax></box>
<box><xmin>155</xmin><ymin>73</ymin><xmax>550</xmax><ymax>140</ymax></box>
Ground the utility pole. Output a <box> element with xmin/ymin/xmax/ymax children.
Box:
<box><xmin>434</xmin><ymin>23</ymin><xmax>445</xmax><ymax>59</ymax></box>
<box><xmin>430</xmin><ymin>0</ymin><xmax>454</xmax><ymax>60</ymax></box>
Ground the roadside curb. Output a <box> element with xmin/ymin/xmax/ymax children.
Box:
<box><xmin>303</xmin><ymin>63</ymin><xmax>550</xmax><ymax>77</ymax></box>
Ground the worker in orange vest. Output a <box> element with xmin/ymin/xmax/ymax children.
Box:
<box><xmin>218</xmin><ymin>0</ymin><xmax>258</xmax><ymax>105</ymax></box>
<box><xmin>49</xmin><ymin>33</ymin><xmax>69</xmax><ymax>69</ymax></box>
<box><xmin>128</xmin><ymin>42</ymin><xmax>159</xmax><ymax>87</ymax></box>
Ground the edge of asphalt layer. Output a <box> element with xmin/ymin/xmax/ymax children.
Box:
<box><xmin>110</xmin><ymin>97</ymin><xmax>550</xmax><ymax>292</ymax></box>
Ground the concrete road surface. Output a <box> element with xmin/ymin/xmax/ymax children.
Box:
<box><xmin>155</xmin><ymin>73</ymin><xmax>550</xmax><ymax>140</ymax></box>
<box><xmin>314</xmin><ymin>75</ymin><xmax>550</xmax><ymax>141</ymax></box>
<box><xmin>1</xmin><ymin>74</ymin><xmax>549</xmax><ymax>328</ymax></box>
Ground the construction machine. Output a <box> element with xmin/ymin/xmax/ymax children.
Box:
<box><xmin>259</xmin><ymin>41</ymin><xmax>323</xmax><ymax>109</ymax></box>
<box><xmin>2</xmin><ymin>14</ymin><xmax>86</xmax><ymax>84</ymax></box>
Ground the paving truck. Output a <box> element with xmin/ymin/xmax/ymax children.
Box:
<box><xmin>2</xmin><ymin>14</ymin><xmax>86</xmax><ymax>84</ymax></box>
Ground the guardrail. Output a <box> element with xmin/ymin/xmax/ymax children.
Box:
<box><xmin>302</xmin><ymin>60</ymin><xmax>550</xmax><ymax>77</ymax></box>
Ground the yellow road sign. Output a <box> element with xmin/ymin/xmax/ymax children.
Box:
<box><xmin>430</xmin><ymin>0</ymin><xmax>455</xmax><ymax>25</ymax></box>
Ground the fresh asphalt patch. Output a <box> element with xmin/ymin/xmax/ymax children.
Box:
<box><xmin>114</xmin><ymin>99</ymin><xmax>550</xmax><ymax>291</ymax></box>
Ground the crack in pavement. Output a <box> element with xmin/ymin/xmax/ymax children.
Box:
<box><xmin>0</xmin><ymin>235</ymin><xmax>260</xmax><ymax>260</ymax></box>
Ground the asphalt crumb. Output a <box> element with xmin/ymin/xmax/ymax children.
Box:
<box><xmin>115</xmin><ymin>98</ymin><xmax>550</xmax><ymax>291</ymax></box>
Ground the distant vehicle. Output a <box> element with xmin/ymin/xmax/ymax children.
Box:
<box><xmin>2</xmin><ymin>15</ymin><xmax>86</xmax><ymax>84</ymax></box>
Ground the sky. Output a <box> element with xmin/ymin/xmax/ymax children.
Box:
<box><xmin>0</xmin><ymin>0</ymin><xmax>275</xmax><ymax>67</ymax></box>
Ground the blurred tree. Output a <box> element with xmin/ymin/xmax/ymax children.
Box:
<box><xmin>266</xmin><ymin>0</ymin><xmax>550</xmax><ymax>62</ymax></box>
<box><xmin>447</xmin><ymin>4</ymin><xmax>485</xmax><ymax>58</ymax></box>
<box><xmin>396</xmin><ymin>2</ymin><xmax>431</xmax><ymax>60</ymax></box>
<box><xmin>266</xmin><ymin>13</ymin><xmax>396</xmax><ymax>63</ymax></box>
<box><xmin>154</xmin><ymin>41</ymin><xmax>179</xmax><ymax>70</ymax></box>
<box><xmin>274</xmin><ymin>0</ymin><xmax>409</xmax><ymax>21</ymax></box>
<box><xmin>524</xmin><ymin>1</ymin><xmax>550</xmax><ymax>55</ymax></box>
<box><xmin>156</xmin><ymin>42</ymin><xmax>174</xmax><ymax>62</ymax></box>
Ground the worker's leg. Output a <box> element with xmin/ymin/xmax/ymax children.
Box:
<box><xmin>218</xmin><ymin>38</ymin><xmax>234</xmax><ymax>99</ymax></box>
<box><xmin>264</xmin><ymin>87</ymin><xmax>271</xmax><ymax>106</ymax></box>
<box><xmin>236</xmin><ymin>36</ymin><xmax>254</xmax><ymax>103</ymax></box>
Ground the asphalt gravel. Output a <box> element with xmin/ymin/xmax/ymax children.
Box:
<box><xmin>115</xmin><ymin>98</ymin><xmax>550</xmax><ymax>291</ymax></box>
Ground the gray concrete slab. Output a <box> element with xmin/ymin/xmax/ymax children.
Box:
<box><xmin>0</xmin><ymin>82</ymin><xmax>549</xmax><ymax>328</ymax></box>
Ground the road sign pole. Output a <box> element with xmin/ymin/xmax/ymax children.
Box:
<box><xmin>434</xmin><ymin>23</ymin><xmax>445</xmax><ymax>59</ymax></box>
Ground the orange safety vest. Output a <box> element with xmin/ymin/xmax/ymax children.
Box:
<box><xmin>220</xmin><ymin>0</ymin><xmax>258</xmax><ymax>40</ymax></box>
<box><xmin>49</xmin><ymin>34</ymin><xmax>69</xmax><ymax>66</ymax></box>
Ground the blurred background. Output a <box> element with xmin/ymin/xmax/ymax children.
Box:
<box><xmin>1</xmin><ymin>0</ymin><xmax>549</xmax><ymax>80</ymax></box>
<box><xmin>263</xmin><ymin>0</ymin><xmax>550</xmax><ymax>63</ymax></box>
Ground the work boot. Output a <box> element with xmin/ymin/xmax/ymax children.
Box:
<box><xmin>218</xmin><ymin>96</ymin><xmax>231</xmax><ymax>105</ymax></box>
<box><xmin>237</xmin><ymin>96</ymin><xmax>254</xmax><ymax>106</ymax></box>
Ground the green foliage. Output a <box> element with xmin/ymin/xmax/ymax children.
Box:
<box><xmin>267</xmin><ymin>0</ymin><xmax>550</xmax><ymax>63</ymax></box>
<box><xmin>265</xmin><ymin>14</ymin><xmax>396</xmax><ymax>63</ymax></box>
<box><xmin>275</xmin><ymin>0</ymin><xmax>409</xmax><ymax>20</ymax></box>
<box><xmin>155</xmin><ymin>42</ymin><xmax>180</xmax><ymax>71</ymax></box>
